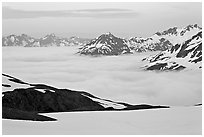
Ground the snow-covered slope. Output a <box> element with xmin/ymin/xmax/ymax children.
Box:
<box><xmin>78</xmin><ymin>32</ymin><xmax>132</xmax><ymax>55</ymax></box>
<box><xmin>78</xmin><ymin>24</ymin><xmax>201</xmax><ymax>55</ymax></box>
<box><xmin>127</xmin><ymin>24</ymin><xmax>201</xmax><ymax>53</ymax></box>
<box><xmin>143</xmin><ymin>31</ymin><xmax>202</xmax><ymax>71</ymax></box>
<box><xmin>68</xmin><ymin>36</ymin><xmax>90</xmax><ymax>46</ymax></box>
<box><xmin>3</xmin><ymin>106</ymin><xmax>201</xmax><ymax>135</ymax></box>
<box><xmin>2</xmin><ymin>34</ymin><xmax>90</xmax><ymax>47</ymax></box>
<box><xmin>126</xmin><ymin>37</ymin><xmax>173</xmax><ymax>52</ymax></box>
<box><xmin>3</xmin><ymin>24</ymin><xmax>201</xmax><ymax>53</ymax></box>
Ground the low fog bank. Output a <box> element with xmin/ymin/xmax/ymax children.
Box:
<box><xmin>2</xmin><ymin>47</ymin><xmax>202</xmax><ymax>106</ymax></box>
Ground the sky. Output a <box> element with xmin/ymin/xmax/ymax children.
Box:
<box><xmin>2</xmin><ymin>2</ymin><xmax>202</xmax><ymax>38</ymax></box>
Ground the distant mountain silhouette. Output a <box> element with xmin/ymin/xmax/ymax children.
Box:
<box><xmin>2</xmin><ymin>34</ymin><xmax>90</xmax><ymax>47</ymax></box>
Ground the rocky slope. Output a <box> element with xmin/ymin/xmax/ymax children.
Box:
<box><xmin>127</xmin><ymin>24</ymin><xmax>201</xmax><ymax>53</ymax></box>
<box><xmin>127</xmin><ymin>37</ymin><xmax>173</xmax><ymax>52</ymax></box>
<box><xmin>78</xmin><ymin>24</ymin><xmax>201</xmax><ymax>55</ymax></box>
<box><xmin>2</xmin><ymin>107</ymin><xmax>57</xmax><ymax>121</ymax></box>
<box><xmin>79</xmin><ymin>32</ymin><xmax>131</xmax><ymax>55</ymax></box>
<box><xmin>2</xmin><ymin>73</ymin><xmax>169</xmax><ymax>121</ymax></box>
<box><xmin>3</xmin><ymin>24</ymin><xmax>201</xmax><ymax>55</ymax></box>
<box><xmin>142</xmin><ymin>31</ymin><xmax>202</xmax><ymax>71</ymax></box>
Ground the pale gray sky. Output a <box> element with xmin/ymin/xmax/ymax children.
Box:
<box><xmin>2</xmin><ymin>2</ymin><xmax>202</xmax><ymax>38</ymax></box>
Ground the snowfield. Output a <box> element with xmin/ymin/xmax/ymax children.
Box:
<box><xmin>2</xmin><ymin>47</ymin><xmax>202</xmax><ymax>134</ymax></box>
<box><xmin>2</xmin><ymin>106</ymin><xmax>201</xmax><ymax>135</ymax></box>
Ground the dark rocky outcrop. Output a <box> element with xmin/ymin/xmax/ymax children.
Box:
<box><xmin>194</xmin><ymin>103</ymin><xmax>202</xmax><ymax>106</ymax></box>
<box><xmin>2</xmin><ymin>73</ymin><xmax>169</xmax><ymax>121</ymax></box>
<box><xmin>2</xmin><ymin>107</ymin><xmax>56</xmax><ymax>121</ymax></box>
<box><xmin>3</xmin><ymin>88</ymin><xmax>104</xmax><ymax>113</ymax></box>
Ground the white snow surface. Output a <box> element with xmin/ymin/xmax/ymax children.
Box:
<box><xmin>144</xmin><ymin>31</ymin><xmax>202</xmax><ymax>70</ymax></box>
<box><xmin>2</xmin><ymin>106</ymin><xmax>202</xmax><ymax>135</ymax></box>
<box><xmin>2</xmin><ymin>74</ymin><xmax>32</xmax><ymax>92</ymax></box>
<box><xmin>82</xmin><ymin>94</ymin><xmax>126</xmax><ymax>109</ymax></box>
<box><xmin>10</xmin><ymin>36</ymin><xmax>15</xmax><ymax>43</ymax></box>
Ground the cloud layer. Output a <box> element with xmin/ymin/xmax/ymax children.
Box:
<box><xmin>3</xmin><ymin>7</ymin><xmax>139</xmax><ymax>19</ymax></box>
<box><xmin>2</xmin><ymin>47</ymin><xmax>202</xmax><ymax>106</ymax></box>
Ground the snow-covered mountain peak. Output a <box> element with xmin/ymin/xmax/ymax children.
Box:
<box><xmin>79</xmin><ymin>33</ymin><xmax>131</xmax><ymax>55</ymax></box>
<box><xmin>21</xmin><ymin>33</ymin><xmax>29</xmax><ymax>37</ymax></box>
<box><xmin>183</xmin><ymin>24</ymin><xmax>201</xmax><ymax>31</ymax></box>
<box><xmin>70</xmin><ymin>36</ymin><xmax>79</xmax><ymax>40</ymax></box>
<box><xmin>155</xmin><ymin>27</ymin><xmax>178</xmax><ymax>36</ymax></box>
<box><xmin>179</xmin><ymin>24</ymin><xmax>201</xmax><ymax>36</ymax></box>
<box><xmin>98</xmin><ymin>32</ymin><xmax>117</xmax><ymax>39</ymax></box>
<box><xmin>89</xmin><ymin>32</ymin><xmax>123</xmax><ymax>46</ymax></box>
<box><xmin>48</xmin><ymin>33</ymin><xmax>56</xmax><ymax>37</ymax></box>
<box><xmin>103</xmin><ymin>32</ymin><xmax>114</xmax><ymax>36</ymax></box>
<box><xmin>42</xmin><ymin>33</ymin><xmax>57</xmax><ymax>39</ymax></box>
<box><xmin>154</xmin><ymin>24</ymin><xmax>201</xmax><ymax>37</ymax></box>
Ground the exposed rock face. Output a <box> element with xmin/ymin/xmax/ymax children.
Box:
<box><xmin>78</xmin><ymin>24</ymin><xmax>201</xmax><ymax>55</ymax></box>
<box><xmin>143</xmin><ymin>31</ymin><xmax>202</xmax><ymax>71</ymax></box>
<box><xmin>127</xmin><ymin>24</ymin><xmax>201</xmax><ymax>53</ymax></box>
<box><xmin>194</xmin><ymin>103</ymin><xmax>202</xmax><ymax>106</ymax></box>
<box><xmin>3</xmin><ymin>24</ymin><xmax>201</xmax><ymax>56</ymax></box>
<box><xmin>2</xmin><ymin>73</ymin><xmax>169</xmax><ymax>121</ymax></box>
<box><xmin>2</xmin><ymin>74</ymin><xmax>105</xmax><ymax>113</ymax></box>
<box><xmin>79</xmin><ymin>32</ymin><xmax>131</xmax><ymax>55</ymax></box>
<box><xmin>2</xmin><ymin>107</ymin><xmax>57</xmax><ymax>121</ymax></box>
<box><xmin>3</xmin><ymin>88</ymin><xmax>105</xmax><ymax>113</ymax></box>
<box><xmin>127</xmin><ymin>37</ymin><xmax>173</xmax><ymax>52</ymax></box>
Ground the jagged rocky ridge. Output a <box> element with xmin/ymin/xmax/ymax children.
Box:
<box><xmin>79</xmin><ymin>32</ymin><xmax>131</xmax><ymax>55</ymax></box>
<box><xmin>2</xmin><ymin>73</ymin><xmax>169</xmax><ymax>121</ymax></box>
<box><xmin>127</xmin><ymin>37</ymin><xmax>173</xmax><ymax>52</ymax></box>
<box><xmin>142</xmin><ymin>31</ymin><xmax>202</xmax><ymax>71</ymax></box>
<box><xmin>3</xmin><ymin>24</ymin><xmax>201</xmax><ymax>56</ymax></box>
<box><xmin>2</xmin><ymin>34</ymin><xmax>90</xmax><ymax>47</ymax></box>
<box><xmin>78</xmin><ymin>24</ymin><xmax>201</xmax><ymax>55</ymax></box>
<box><xmin>127</xmin><ymin>24</ymin><xmax>201</xmax><ymax>52</ymax></box>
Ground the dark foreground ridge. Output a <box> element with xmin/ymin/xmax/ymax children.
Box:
<box><xmin>3</xmin><ymin>107</ymin><xmax>57</xmax><ymax>121</ymax></box>
<box><xmin>194</xmin><ymin>103</ymin><xmax>202</xmax><ymax>106</ymax></box>
<box><xmin>2</xmin><ymin>73</ymin><xmax>169</xmax><ymax>121</ymax></box>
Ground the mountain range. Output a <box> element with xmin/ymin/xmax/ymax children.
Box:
<box><xmin>78</xmin><ymin>24</ymin><xmax>202</xmax><ymax>71</ymax></box>
<box><xmin>78</xmin><ymin>24</ymin><xmax>201</xmax><ymax>55</ymax></box>
<box><xmin>2</xmin><ymin>24</ymin><xmax>202</xmax><ymax>71</ymax></box>
<box><xmin>2</xmin><ymin>33</ymin><xmax>90</xmax><ymax>47</ymax></box>
<box><xmin>3</xmin><ymin>24</ymin><xmax>201</xmax><ymax>52</ymax></box>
